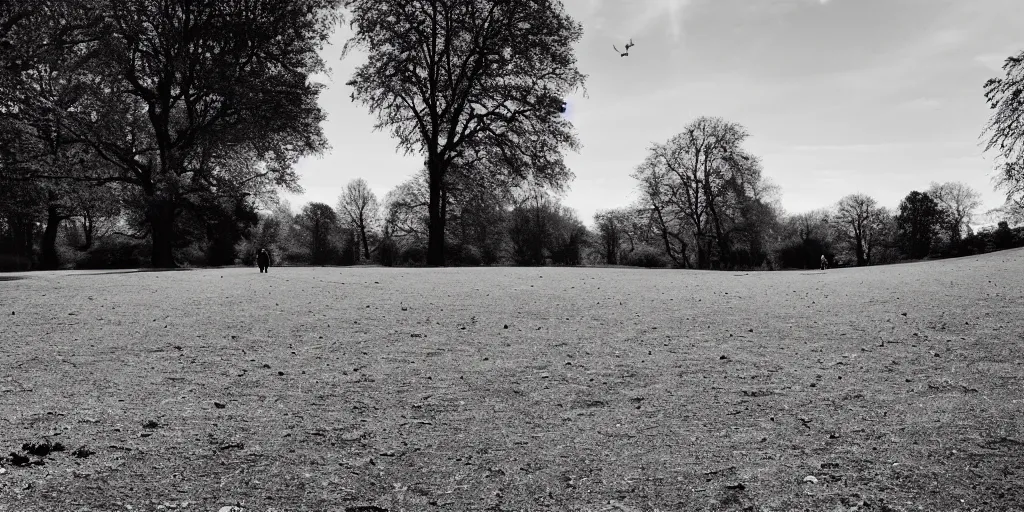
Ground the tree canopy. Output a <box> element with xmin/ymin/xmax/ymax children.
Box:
<box><xmin>342</xmin><ymin>0</ymin><xmax>586</xmax><ymax>265</ymax></box>
<box><xmin>896</xmin><ymin>191</ymin><xmax>942</xmax><ymax>260</ymax></box>
<box><xmin>1</xmin><ymin>0</ymin><xmax>338</xmax><ymax>267</ymax></box>
<box><xmin>631</xmin><ymin>117</ymin><xmax>775</xmax><ymax>269</ymax></box>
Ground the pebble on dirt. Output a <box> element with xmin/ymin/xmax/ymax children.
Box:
<box><xmin>72</xmin><ymin>446</ymin><xmax>95</xmax><ymax>458</ymax></box>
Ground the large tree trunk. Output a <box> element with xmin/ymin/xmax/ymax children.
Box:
<box><xmin>39</xmin><ymin>204</ymin><xmax>64</xmax><ymax>270</ymax></box>
<box><xmin>605</xmin><ymin>228</ymin><xmax>618</xmax><ymax>265</ymax></box>
<box><xmin>360</xmin><ymin>224</ymin><xmax>370</xmax><ymax>260</ymax></box>
<box><xmin>426</xmin><ymin>158</ymin><xmax>446</xmax><ymax>267</ymax></box>
<box><xmin>79</xmin><ymin>210</ymin><xmax>94</xmax><ymax>250</ymax></box>
<box><xmin>695</xmin><ymin>233</ymin><xmax>708</xmax><ymax>269</ymax></box>
<box><xmin>708</xmin><ymin>207</ymin><xmax>731</xmax><ymax>270</ymax></box>
<box><xmin>148</xmin><ymin>200</ymin><xmax>177</xmax><ymax>268</ymax></box>
<box><xmin>651</xmin><ymin>206</ymin><xmax>682</xmax><ymax>268</ymax></box>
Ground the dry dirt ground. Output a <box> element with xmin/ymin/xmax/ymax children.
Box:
<box><xmin>1</xmin><ymin>249</ymin><xmax>1023</xmax><ymax>512</ymax></box>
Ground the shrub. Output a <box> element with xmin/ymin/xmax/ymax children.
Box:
<box><xmin>77</xmin><ymin>237</ymin><xmax>147</xmax><ymax>269</ymax></box>
<box><xmin>446</xmin><ymin>244</ymin><xmax>483</xmax><ymax>266</ymax></box>
<box><xmin>624</xmin><ymin>246</ymin><xmax>667</xmax><ymax>268</ymax></box>
<box><xmin>400</xmin><ymin>245</ymin><xmax>426</xmax><ymax>266</ymax></box>
<box><xmin>375</xmin><ymin>238</ymin><xmax>398</xmax><ymax>267</ymax></box>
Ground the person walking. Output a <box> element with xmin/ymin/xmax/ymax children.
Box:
<box><xmin>820</xmin><ymin>254</ymin><xmax>828</xmax><ymax>271</ymax></box>
<box><xmin>257</xmin><ymin>249</ymin><xmax>271</xmax><ymax>273</ymax></box>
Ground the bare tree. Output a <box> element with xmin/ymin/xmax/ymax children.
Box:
<box><xmin>791</xmin><ymin>209</ymin><xmax>831</xmax><ymax>245</ymax></box>
<box><xmin>381</xmin><ymin>176</ymin><xmax>430</xmax><ymax>250</ymax></box>
<box><xmin>631</xmin><ymin>117</ymin><xmax>767</xmax><ymax>269</ymax></box>
<box><xmin>633</xmin><ymin>162</ymin><xmax>691</xmax><ymax>268</ymax></box>
<box><xmin>337</xmin><ymin>178</ymin><xmax>379</xmax><ymax>260</ymax></box>
<box><xmin>984</xmin><ymin>49</ymin><xmax>1024</xmax><ymax>207</ymax></box>
<box><xmin>342</xmin><ymin>0</ymin><xmax>586</xmax><ymax>265</ymax></box>
<box><xmin>927</xmin><ymin>181</ymin><xmax>982</xmax><ymax>244</ymax></box>
<box><xmin>834</xmin><ymin>193</ymin><xmax>886</xmax><ymax>266</ymax></box>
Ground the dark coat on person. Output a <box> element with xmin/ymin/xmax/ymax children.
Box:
<box><xmin>257</xmin><ymin>250</ymin><xmax>271</xmax><ymax>269</ymax></box>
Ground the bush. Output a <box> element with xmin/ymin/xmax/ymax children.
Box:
<box><xmin>175</xmin><ymin>243</ymin><xmax>208</xmax><ymax>267</ymax></box>
<box><xmin>235</xmin><ymin>239</ymin><xmax>257</xmax><ymax>266</ymax></box>
<box><xmin>0</xmin><ymin>253</ymin><xmax>33</xmax><ymax>272</ymax></box>
<box><xmin>76</xmin><ymin>237</ymin><xmax>147</xmax><ymax>269</ymax></box>
<box><xmin>375</xmin><ymin>238</ymin><xmax>398</xmax><ymax>267</ymax></box>
<box><xmin>624</xmin><ymin>246</ymin><xmax>667</xmax><ymax>268</ymax></box>
<box><xmin>400</xmin><ymin>245</ymin><xmax>426</xmax><ymax>266</ymax></box>
<box><xmin>775</xmin><ymin>238</ymin><xmax>831</xmax><ymax>269</ymax></box>
<box><xmin>446</xmin><ymin>244</ymin><xmax>483</xmax><ymax>266</ymax></box>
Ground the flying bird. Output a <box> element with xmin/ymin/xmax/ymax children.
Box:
<box><xmin>613</xmin><ymin>39</ymin><xmax>635</xmax><ymax>57</ymax></box>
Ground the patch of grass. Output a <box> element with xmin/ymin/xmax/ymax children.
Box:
<box><xmin>1</xmin><ymin>250</ymin><xmax>1023</xmax><ymax>510</ymax></box>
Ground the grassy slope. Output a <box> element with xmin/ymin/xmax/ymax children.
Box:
<box><xmin>0</xmin><ymin>250</ymin><xmax>1022</xmax><ymax>512</ymax></box>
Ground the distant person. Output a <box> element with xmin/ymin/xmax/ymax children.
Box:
<box><xmin>257</xmin><ymin>249</ymin><xmax>271</xmax><ymax>273</ymax></box>
<box><xmin>820</xmin><ymin>254</ymin><xmax>828</xmax><ymax>271</ymax></box>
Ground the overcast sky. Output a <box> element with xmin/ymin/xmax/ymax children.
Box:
<box><xmin>283</xmin><ymin>0</ymin><xmax>1024</xmax><ymax>225</ymax></box>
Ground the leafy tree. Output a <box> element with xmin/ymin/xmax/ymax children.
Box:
<box><xmin>342</xmin><ymin>0</ymin><xmax>586</xmax><ymax>265</ymax></box>
<box><xmin>895</xmin><ymin>191</ymin><xmax>943</xmax><ymax>259</ymax></box>
<box><xmin>337</xmin><ymin>178</ymin><xmax>380</xmax><ymax>261</ymax></box>
<box><xmin>866</xmin><ymin>206</ymin><xmax>899</xmax><ymax>265</ymax></box>
<box><xmin>992</xmin><ymin>221</ymin><xmax>1016</xmax><ymax>249</ymax></box>
<box><xmin>984</xmin><ymin>49</ymin><xmax>1024</xmax><ymax>208</ymax></box>
<box><xmin>237</xmin><ymin>211</ymin><xmax>283</xmax><ymax>266</ymax></box>
<box><xmin>594</xmin><ymin>210</ymin><xmax>624</xmax><ymax>265</ymax></box>
<box><xmin>593</xmin><ymin>207</ymin><xmax>657</xmax><ymax>265</ymax></box>
<box><xmin>506</xmin><ymin>187</ymin><xmax>586</xmax><ymax>266</ymax></box>
<box><xmin>296</xmin><ymin>202</ymin><xmax>339</xmax><ymax>265</ymax></box>
<box><xmin>2</xmin><ymin>0</ymin><xmax>337</xmax><ymax>267</ymax></box>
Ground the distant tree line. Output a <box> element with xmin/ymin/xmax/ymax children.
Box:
<box><xmin>591</xmin><ymin>117</ymin><xmax>1019</xmax><ymax>270</ymax></box>
<box><xmin>236</xmin><ymin>177</ymin><xmax>589</xmax><ymax>268</ymax></box>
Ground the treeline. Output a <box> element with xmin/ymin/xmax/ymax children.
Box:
<box><xmin>235</xmin><ymin>178</ymin><xmax>589</xmax><ymax>267</ymax></box>
<box><xmin>592</xmin><ymin>117</ymin><xmax>1023</xmax><ymax>270</ymax></box>
<box><xmin>5</xmin><ymin>124</ymin><xmax>1024</xmax><ymax>271</ymax></box>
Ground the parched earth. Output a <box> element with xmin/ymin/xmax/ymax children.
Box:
<box><xmin>1</xmin><ymin>250</ymin><xmax>1022</xmax><ymax>512</ymax></box>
